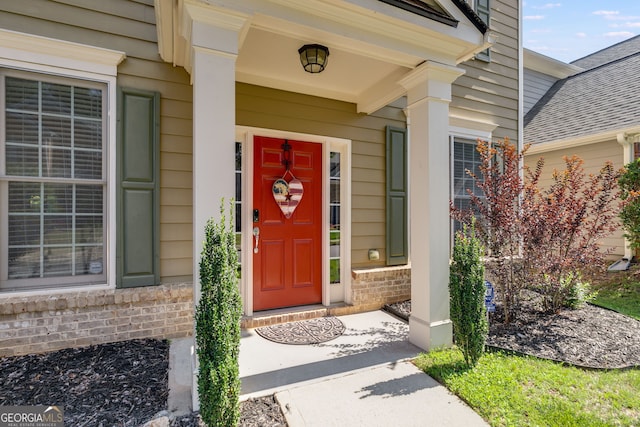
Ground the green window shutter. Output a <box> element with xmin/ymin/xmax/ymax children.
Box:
<box><xmin>117</xmin><ymin>88</ymin><xmax>160</xmax><ymax>288</ymax></box>
<box><xmin>476</xmin><ymin>0</ymin><xmax>491</xmax><ymax>61</ymax></box>
<box><xmin>386</xmin><ymin>126</ymin><xmax>408</xmax><ymax>266</ymax></box>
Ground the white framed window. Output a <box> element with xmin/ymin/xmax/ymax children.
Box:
<box><xmin>0</xmin><ymin>30</ymin><xmax>124</xmax><ymax>292</ymax></box>
<box><xmin>451</xmin><ymin>136</ymin><xmax>485</xmax><ymax>237</ymax></box>
<box><xmin>1</xmin><ymin>71</ymin><xmax>106</xmax><ymax>290</ymax></box>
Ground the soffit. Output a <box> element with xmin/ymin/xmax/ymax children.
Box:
<box><xmin>156</xmin><ymin>0</ymin><xmax>489</xmax><ymax>113</ymax></box>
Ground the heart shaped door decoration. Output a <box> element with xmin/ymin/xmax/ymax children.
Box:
<box><xmin>272</xmin><ymin>178</ymin><xmax>304</xmax><ymax>218</ymax></box>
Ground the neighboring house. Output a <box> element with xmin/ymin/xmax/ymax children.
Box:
<box><xmin>0</xmin><ymin>0</ymin><xmax>519</xmax><ymax>369</ymax></box>
<box><xmin>524</xmin><ymin>37</ymin><xmax>640</xmax><ymax>259</ymax></box>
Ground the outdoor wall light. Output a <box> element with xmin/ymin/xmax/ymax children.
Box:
<box><xmin>298</xmin><ymin>44</ymin><xmax>330</xmax><ymax>73</ymax></box>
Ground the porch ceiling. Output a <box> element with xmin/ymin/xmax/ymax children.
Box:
<box><xmin>155</xmin><ymin>0</ymin><xmax>492</xmax><ymax>114</ymax></box>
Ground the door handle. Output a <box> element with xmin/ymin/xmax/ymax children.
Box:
<box><xmin>253</xmin><ymin>227</ymin><xmax>260</xmax><ymax>253</ymax></box>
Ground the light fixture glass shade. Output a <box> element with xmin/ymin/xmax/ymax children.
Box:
<box><xmin>298</xmin><ymin>44</ymin><xmax>330</xmax><ymax>73</ymax></box>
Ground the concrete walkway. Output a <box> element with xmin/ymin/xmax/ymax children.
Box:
<box><xmin>239</xmin><ymin>310</ymin><xmax>488</xmax><ymax>426</ymax></box>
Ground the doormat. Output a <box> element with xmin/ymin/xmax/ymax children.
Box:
<box><xmin>255</xmin><ymin>316</ymin><xmax>345</xmax><ymax>345</ymax></box>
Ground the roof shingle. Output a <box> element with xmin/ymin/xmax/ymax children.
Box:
<box><xmin>525</xmin><ymin>50</ymin><xmax>640</xmax><ymax>145</ymax></box>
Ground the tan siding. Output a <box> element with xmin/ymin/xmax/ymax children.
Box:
<box><xmin>237</xmin><ymin>83</ymin><xmax>406</xmax><ymax>267</ymax></box>
<box><xmin>1</xmin><ymin>0</ymin><xmax>195</xmax><ymax>282</ymax></box>
<box><xmin>161</xmin><ymin>135</ymin><xmax>193</xmax><ymax>154</ymax></box>
<box><xmin>2</xmin><ymin>0</ymin><xmax>157</xmax><ymax>41</ymax></box>
<box><xmin>3</xmin><ymin>0</ymin><xmax>522</xmax><ymax>281</ymax></box>
<box><xmin>453</xmin><ymin>0</ymin><xmax>520</xmax><ymax>142</ymax></box>
<box><xmin>160</xmin><ymin>170</ymin><xmax>192</xmax><ymax>189</ymax></box>
<box><xmin>160</xmin><ymin>206</ymin><xmax>193</xmax><ymax>224</ymax></box>
<box><xmin>524</xmin><ymin>140</ymin><xmax>624</xmax><ymax>256</ymax></box>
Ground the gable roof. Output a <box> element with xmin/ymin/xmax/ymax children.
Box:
<box><xmin>379</xmin><ymin>0</ymin><xmax>488</xmax><ymax>33</ymax></box>
<box><xmin>571</xmin><ymin>35</ymin><xmax>640</xmax><ymax>70</ymax></box>
<box><xmin>378</xmin><ymin>0</ymin><xmax>458</xmax><ymax>27</ymax></box>
<box><xmin>525</xmin><ymin>51</ymin><xmax>640</xmax><ymax>145</ymax></box>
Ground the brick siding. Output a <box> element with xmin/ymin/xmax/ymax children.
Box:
<box><xmin>0</xmin><ymin>283</ymin><xmax>194</xmax><ymax>357</ymax></box>
<box><xmin>351</xmin><ymin>266</ymin><xmax>411</xmax><ymax>311</ymax></box>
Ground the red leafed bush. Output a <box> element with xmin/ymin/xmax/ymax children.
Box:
<box><xmin>452</xmin><ymin>138</ymin><xmax>621</xmax><ymax>322</ymax></box>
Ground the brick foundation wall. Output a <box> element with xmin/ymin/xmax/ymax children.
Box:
<box><xmin>0</xmin><ymin>283</ymin><xmax>194</xmax><ymax>357</ymax></box>
<box><xmin>351</xmin><ymin>266</ymin><xmax>411</xmax><ymax>311</ymax></box>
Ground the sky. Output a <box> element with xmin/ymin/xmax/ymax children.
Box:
<box><xmin>523</xmin><ymin>1</ymin><xmax>640</xmax><ymax>63</ymax></box>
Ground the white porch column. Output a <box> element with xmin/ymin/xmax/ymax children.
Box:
<box><xmin>190</xmin><ymin>17</ymin><xmax>243</xmax><ymax>306</ymax></box>
<box><xmin>188</xmin><ymin>12</ymin><xmax>245</xmax><ymax>411</ymax></box>
<box><xmin>400</xmin><ymin>61</ymin><xmax>465</xmax><ymax>351</ymax></box>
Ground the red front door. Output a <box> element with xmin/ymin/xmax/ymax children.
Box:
<box><xmin>253</xmin><ymin>136</ymin><xmax>323</xmax><ymax>311</ymax></box>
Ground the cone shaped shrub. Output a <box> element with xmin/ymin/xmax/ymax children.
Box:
<box><xmin>449</xmin><ymin>223</ymin><xmax>488</xmax><ymax>367</ymax></box>
<box><xmin>196</xmin><ymin>200</ymin><xmax>242</xmax><ymax>426</ymax></box>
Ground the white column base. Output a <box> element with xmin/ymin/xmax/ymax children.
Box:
<box><xmin>409</xmin><ymin>315</ymin><xmax>453</xmax><ymax>351</ymax></box>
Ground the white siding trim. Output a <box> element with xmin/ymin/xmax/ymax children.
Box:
<box><xmin>0</xmin><ymin>29</ymin><xmax>125</xmax><ymax>77</ymax></box>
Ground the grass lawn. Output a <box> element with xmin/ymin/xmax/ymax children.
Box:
<box><xmin>415</xmin><ymin>349</ymin><xmax>640</xmax><ymax>427</ymax></box>
<box><xmin>590</xmin><ymin>271</ymin><xmax>640</xmax><ymax>320</ymax></box>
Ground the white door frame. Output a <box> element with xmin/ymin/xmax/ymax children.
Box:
<box><xmin>236</xmin><ymin>126</ymin><xmax>351</xmax><ymax>316</ymax></box>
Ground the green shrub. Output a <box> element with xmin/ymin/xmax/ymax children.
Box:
<box><xmin>563</xmin><ymin>274</ymin><xmax>597</xmax><ymax>309</ymax></box>
<box><xmin>195</xmin><ymin>200</ymin><xmax>242</xmax><ymax>426</ymax></box>
<box><xmin>449</xmin><ymin>223</ymin><xmax>488</xmax><ymax>367</ymax></box>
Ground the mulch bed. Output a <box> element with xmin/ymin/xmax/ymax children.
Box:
<box><xmin>0</xmin><ymin>339</ymin><xmax>169</xmax><ymax>426</ymax></box>
<box><xmin>171</xmin><ymin>397</ymin><xmax>286</xmax><ymax>427</ymax></box>
<box><xmin>386</xmin><ymin>293</ymin><xmax>640</xmax><ymax>369</ymax></box>
<box><xmin>3</xmin><ymin>293</ymin><xmax>638</xmax><ymax>426</ymax></box>
<box><xmin>0</xmin><ymin>339</ymin><xmax>286</xmax><ymax>426</ymax></box>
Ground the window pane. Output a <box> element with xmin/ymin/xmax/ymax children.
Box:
<box><xmin>74</xmin><ymin>119</ymin><xmax>102</xmax><ymax>149</ymax></box>
<box><xmin>43</xmin><ymin>247</ymin><xmax>72</xmax><ymax>277</ymax></box>
<box><xmin>235</xmin><ymin>142</ymin><xmax>242</xmax><ymax>170</ymax></box>
<box><xmin>330</xmin><ymin>180</ymin><xmax>340</xmax><ymax>204</ymax></box>
<box><xmin>74</xmin><ymin>87</ymin><xmax>102</xmax><ymax>118</ymax></box>
<box><xmin>9</xmin><ymin>247</ymin><xmax>40</xmax><ymax>279</ymax></box>
<box><xmin>8</xmin><ymin>215</ymin><xmax>40</xmax><ymax>246</ymax></box>
<box><xmin>44</xmin><ymin>216</ymin><xmax>72</xmax><ymax>244</ymax></box>
<box><xmin>75</xmin><ymin>247</ymin><xmax>103</xmax><ymax>275</ymax></box>
<box><xmin>330</xmin><ymin>206</ymin><xmax>340</xmax><ymax>229</ymax></box>
<box><xmin>235</xmin><ymin>173</ymin><xmax>242</xmax><ymax>201</ymax></box>
<box><xmin>6</xmin><ymin>77</ymin><xmax>38</xmax><ymax>111</ymax></box>
<box><xmin>330</xmin><ymin>152</ymin><xmax>340</xmax><ymax>177</ymax></box>
<box><xmin>76</xmin><ymin>216</ymin><xmax>103</xmax><ymax>244</ymax></box>
<box><xmin>9</xmin><ymin>182</ymin><xmax>41</xmax><ymax>213</ymax></box>
<box><xmin>42</xmin><ymin>116</ymin><xmax>72</xmax><ymax>147</ymax></box>
<box><xmin>41</xmin><ymin>82</ymin><xmax>71</xmax><ymax>115</ymax></box>
<box><xmin>330</xmin><ymin>231</ymin><xmax>340</xmax><ymax>258</ymax></box>
<box><xmin>42</xmin><ymin>147</ymin><xmax>72</xmax><ymax>178</ymax></box>
<box><xmin>235</xmin><ymin>203</ymin><xmax>242</xmax><ymax>233</ymax></box>
<box><xmin>330</xmin><ymin>259</ymin><xmax>340</xmax><ymax>284</ymax></box>
<box><xmin>5</xmin><ymin>145</ymin><xmax>39</xmax><ymax>176</ymax></box>
<box><xmin>74</xmin><ymin>150</ymin><xmax>102</xmax><ymax>179</ymax></box>
<box><xmin>76</xmin><ymin>185</ymin><xmax>103</xmax><ymax>213</ymax></box>
<box><xmin>6</xmin><ymin>112</ymin><xmax>38</xmax><ymax>144</ymax></box>
<box><xmin>44</xmin><ymin>183</ymin><xmax>73</xmax><ymax>213</ymax></box>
